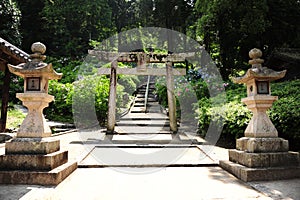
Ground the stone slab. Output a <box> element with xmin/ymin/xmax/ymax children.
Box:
<box><xmin>0</xmin><ymin>150</ymin><xmax>68</xmax><ymax>170</ymax></box>
<box><xmin>112</xmin><ymin>134</ymin><xmax>173</xmax><ymax>141</ymax></box>
<box><xmin>79</xmin><ymin>146</ymin><xmax>216</xmax><ymax>167</ymax></box>
<box><xmin>236</xmin><ymin>137</ymin><xmax>289</xmax><ymax>153</ymax></box>
<box><xmin>5</xmin><ymin>137</ymin><xmax>60</xmax><ymax>154</ymax></box>
<box><xmin>220</xmin><ymin>160</ymin><xmax>300</xmax><ymax>182</ymax></box>
<box><xmin>0</xmin><ymin>161</ymin><xmax>77</xmax><ymax>185</ymax></box>
<box><xmin>229</xmin><ymin>149</ymin><xmax>300</xmax><ymax>168</ymax></box>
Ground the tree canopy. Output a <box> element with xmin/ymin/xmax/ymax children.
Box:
<box><xmin>0</xmin><ymin>0</ymin><xmax>21</xmax><ymax>45</ymax></box>
<box><xmin>0</xmin><ymin>0</ymin><xmax>299</xmax><ymax>78</ymax></box>
<box><xmin>195</xmin><ymin>0</ymin><xmax>300</xmax><ymax>78</ymax></box>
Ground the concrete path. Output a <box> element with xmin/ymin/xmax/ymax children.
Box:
<box><xmin>0</xmin><ymin>131</ymin><xmax>299</xmax><ymax>200</ymax></box>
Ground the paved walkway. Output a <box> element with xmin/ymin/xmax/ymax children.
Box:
<box><xmin>0</xmin><ymin>131</ymin><xmax>299</xmax><ymax>200</ymax></box>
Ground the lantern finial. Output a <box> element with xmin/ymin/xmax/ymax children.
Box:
<box><xmin>30</xmin><ymin>42</ymin><xmax>47</xmax><ymax>62</ymax></box>
<box><xmin>249</xmin><ymin>48</ymin><xmax>264</xmax><ymax>71</ymax></box>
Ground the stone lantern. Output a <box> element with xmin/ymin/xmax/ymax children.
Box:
<box><xmin>234</xmin><ymin>48</ymin><xmax>286</xmax><ymax>138</ymax></box>
<box><xmin>0</xmin><ymin>42</ymin><xmax>77</xmax><ymax>185</ymax></box>
<box><xmin>220</xmin><ymin>48</ymin><xmax>300</xmax><ymax>182</ymax></box>
<box><xmin>8</xmin><ymin>42</ymin><xmax>62</xmax><ymax>138</ymax></box>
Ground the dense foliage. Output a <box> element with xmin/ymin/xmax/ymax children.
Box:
<box><xmin>3</xmin><ymin>0</ymin><xmax>298</xmax><ymax>76</ymax></box>
<box><xmin>0</xmin><ymin>0</ymin><xmax>22</xmax><ymax>45</ymax></box>
<box><xmin>41</xmin><ymin>0</ymin><xmax>113</xmax><ymax>57</ymax></box>
<box><xmin>194</xmin><ymin>0</ymin><xmax>300</xmax><ymax>79</ymax></box>
<box><xmin>269</xmin><ymin>80</ymin><xmax>300</xmax><ymax>151</ymax></box>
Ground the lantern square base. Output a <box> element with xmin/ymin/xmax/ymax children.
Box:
<box><xmin>5</xmin><ymin>137</ymin><xmax>60</xmax><ymax>154</ymax></box>
<box><xmin>0</xmin><ymin>150</ymin><xmax>69</xmax><ymax>170</ymax></box>
<box><xmin>0</xmin><ymin>137</ymin><xmax>77</xmax><ymax>185</ymax></box>
<box><xmin>0</xmin><ymin>161</ymin><xmax>77</xmax><ymax>185</ymax></box>
<box><xmin>220</xmin><ymin>137</ymin><xmax>300</xmax><ymax>182</ymax></box>
<box><xmin>220</xmin><ymin>160</ymin><xmax>300</xmax><ymax>182</ymax></box>
<box><xmin>228</xmin><ymin>149</ymin><xmax>299</xmax><ymax>168</ymax></box>
<box><xmin>236</xmin><ymin>137</ymin><xmax>289</xmax><ymax>153</ymax></box>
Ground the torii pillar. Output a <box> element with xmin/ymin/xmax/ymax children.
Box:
<box><xmin>107</xmin><ymin>60</ymin><xmax>117</xmax><ymax>132</ymax></box>
<box><xmin>166</xmin><ymin>61</ymin><xmax>177</xmax><ymax>132</ymax></box>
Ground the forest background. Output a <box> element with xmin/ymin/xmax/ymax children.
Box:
<box><xmin>0</xmin><ymin>0</ymin><xmax>299</xmax><ymax>150</ymax></box>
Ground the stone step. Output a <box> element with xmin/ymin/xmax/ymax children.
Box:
<box><xmin>116</xmin><ymin>123</ymin><xmax>170</xmax><ymax>127</ymax></box>
<box><xmin>136</xmin><ymin>94</ymin><xmax>145</xmax><ymax>98</ymax></box>
<box><xmin>139</xmin><ymin>85</ymin><xmax>155</xmax><ymax>89</ymax></box>
<box><xmin>130</xmin><ymin>110</ymin><xmax>162</xmax><ymax>114</ymax></box>
<box><xmin>138</xmin><ymin>105</ymin><xmax>160</xmax><ymax>109</ymax></box>
<box><xmin>136</xmin><ymin>94</ymin><xmax>156</xmax><ymax>98</ymax></box>
<box><xmin>137</xmin><ymin>89</ymin><xmax>155</xmax><ymax>93</ymax></box>
<box><xmin>135</xmin><ymin>99</ymin><xmax>157</xmax><ymax>103</ymax></box>
<box><xmin>133</xmin><ymin>104</ymin><xmax>145</xmax><ymax>107</ymax></box>
<box><xmin>119</xmin><ymin>118</ymin><xmax>169</xmax><ymax>121</ymax></box>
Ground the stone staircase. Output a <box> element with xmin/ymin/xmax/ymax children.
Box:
<box><xmin>115</xmin><ymin>82</ymin><xmax>174</xmax><ymax>137</ymax></box>
<box><xmin>78</xmin><ymin>80</ymin><xmax>215</xmax><ymax>168</ymax></box>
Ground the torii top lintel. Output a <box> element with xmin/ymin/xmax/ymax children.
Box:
<box><xmin>88</xmin><ymin>50</ymin><xmax>195</xmax><ymax>64</ymax></box>
<box><xmin>88</xmin><ymin>50</ymin><xmax>195</xmax><ymax>76</ymax></box>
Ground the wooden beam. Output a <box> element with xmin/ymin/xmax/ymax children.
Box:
<box><xmin>98</xmin><ymin>67</ymin><xmax>186</xmax><ymax>76</ymax></box>
<box><xmin>0</xmin><ymin>61</ymin><xmax>5</xmax><ymax>72</ymax></box>
<box><xmin>0</xmin><ymin>38</ymin><xmax>30</xmax><ymax>64</ymax></box>
<box><xmin>88</xmin><ymin>50</ymin><xmax>195</xmax><ymax>63</ymax></box>
<box><xmin>0</xmin><ymin>62</ymin><xmax>10</xmax><ymax>132</ymax></box>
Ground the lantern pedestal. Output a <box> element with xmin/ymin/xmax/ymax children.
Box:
<box><xmin>16</xmin><ymin>93</ymin><xmax>53</xmax><ymax>138</ymax></box>
<box><xmin>242</xmin><ymin>95</ymin><xmax>278</xmax><ymax>138</ymax></box>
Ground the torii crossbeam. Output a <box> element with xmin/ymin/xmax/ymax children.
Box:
<box><xmin>88</xmin><ymin>50</ymin><xmax>195</xmax><ymax>133</ymax></box>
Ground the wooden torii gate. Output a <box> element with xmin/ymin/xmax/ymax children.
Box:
<box><xmin>89</xmin><ymin>50</ymin><xmax>194</xmax><ymax>133</ymax></box>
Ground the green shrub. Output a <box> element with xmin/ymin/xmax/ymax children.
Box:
<box><xmin>46</xmin><ymin>75</ymin><xmax>132</xmax><ymax>127</ymax></box>
<box><xmin>46</xmin><ymin>76</ymin><xmax>110</xmax><ymax>125</ymax></box>
<box><xmin>46</xmin><ymin>57</ymin><xmax>81</xmax><ymax>84</ymax></box>
<box><xmin>195</xmin><ymin>97</ymin><xmax>212</xmax><ymax>136</ymax></box>
<box><xmin>155</xmin><ymin>78</ymin><xmax>168</xmax><ymax>108</ymax></box>
<box><xmin>72</xmin><ymin>76</ymin><xmax>110</xmax><ymax>127</ymax></box>
<box><xmin>118</xmin><ymin>75</ymin><xmax>139</xmax><ymax>94</ymax></box>
<box><xmin>6</xmin><ymin>106</ymin><xmax>26</xmax><ymax>130</ymax></box>
<box><xmin>196</xmin><ymin>98</ymin><xmax>251</xmax><ymax>137</ymax></box>
<box><xmin>45</xmin><ymin>80</ymin><xmax>74</xmax><ymax>122</ymax></box>
<box><xmin>269</xmin><ymin>80</ymin><xmax>300</xmax><ymax>151</ymax></box>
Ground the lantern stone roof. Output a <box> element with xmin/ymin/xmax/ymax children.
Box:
<box><xmin>7</xmin><ymin>42</ymin><xmax>62</xmax><ymax>80</ymax></box>
<box><xmin>233</xmin><ymin>68</ymin><xmax>287</xmax><ymax>83</ymax></box>
<box><xmin>0</xmin><ymin>37</ymin><xmax>30</xmax><ymax>64</ymax></box>
<box><xmin>233</xmin><ymin>48</ymin><xmax>286</xmax><ymax>83</ymax></box>
<box><xmin>8</xmin><ymin>62</ymin><xmax>62</xmax><ymax>80</ymax></box>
